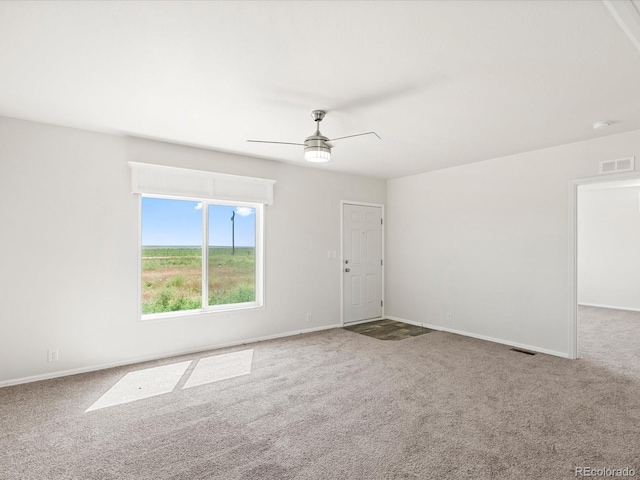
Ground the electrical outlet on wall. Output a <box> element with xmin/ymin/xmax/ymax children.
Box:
<box><xmin>306</xmin><ymin>313</ymin><xmax>312</xmax><ymax>322</ymax></box>
<box><xmin>48</xmin><ymin>349</ymin><xmax>59</xmax><ymax>362</ymax></box>
<box><xmin>446</xmin><ymin>313</ymin><xmax>452</xmax><ymax>324</ymax></box>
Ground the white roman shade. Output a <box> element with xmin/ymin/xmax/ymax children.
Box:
<box><xmin>129</xmin><ymin>162</ymin><xmax>276</xmax><ymax>204</ymax></box>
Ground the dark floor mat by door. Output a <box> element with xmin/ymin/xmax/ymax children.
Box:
<box><xmin>343</xmin><ymin>319</ymin><xmax>434</xmax><ymax>340</ymax></box>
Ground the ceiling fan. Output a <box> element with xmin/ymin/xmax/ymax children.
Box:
<box><xmin>247</xmin><ymin>110</ymin><xmax>381</xmax><ymax>163</ymax></box>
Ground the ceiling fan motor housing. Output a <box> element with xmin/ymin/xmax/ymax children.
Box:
<box><xmin>304</xmin><ymin>134</ymin><xmax>331</xmax><ymax>152</ymax></box>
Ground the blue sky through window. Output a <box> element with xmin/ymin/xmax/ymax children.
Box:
<box><xmin>142</xmin><ymin>197</ymin><xmax>255</xmax><ymax>247</ymax></box>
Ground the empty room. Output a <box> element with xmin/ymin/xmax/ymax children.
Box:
<box><xmin>1</xmin><ymin>1</ymin><xmax>640</xmax><ymax>479</ymax></box>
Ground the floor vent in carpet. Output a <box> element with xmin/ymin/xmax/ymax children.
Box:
<box><xmin>510</xmin><ymin>348</ymin><xmax>536</xmax><ymax>356</ymax></box>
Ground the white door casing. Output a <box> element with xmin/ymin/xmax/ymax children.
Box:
<box><xmin>343</xmin><ymin>203</ymin><xmax>383</xmax><ymax>323</ymax></box>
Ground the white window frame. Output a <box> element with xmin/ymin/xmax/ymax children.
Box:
<box><xmin>139</xmin><ymin>194</ymin><xmax>265</xmax><ymax>321</ymax></box>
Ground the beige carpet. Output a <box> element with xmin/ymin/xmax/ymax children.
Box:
<box><xmin>578</xmin><ymin>305</ymin><xmax>640</xmax><ymax>378</ymax></box>
<box><xmin>1</xmin><ymin>325</ymin><xmax>640</xmax><ymax>479</ymax></box>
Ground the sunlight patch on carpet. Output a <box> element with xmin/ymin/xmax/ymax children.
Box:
<box><xmin>85</xmin><ymin>361</ymin><xmax>191</xmax><ymax>412</ymax></box>
<box><xmin>84</xmin><ymin>350</ymin><xmax>254</xmax><ymax>412</ymax></box>
<box><xmin>183</xmin><ymin>349</ymin><xmax>253</xmax><ymax>389</ymax></box>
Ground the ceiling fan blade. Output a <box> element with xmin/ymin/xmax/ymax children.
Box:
<box><xmin>327</xmin><ymin>131</ymin><xmax>381</xmax><ymax>142</ymax></box>
<box><xmin>246</xmin><ymin>140</ymin><xmax>305</xmax><ymax>146</ymax></box>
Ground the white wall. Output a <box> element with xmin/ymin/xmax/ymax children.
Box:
<box><xmin>0</xmin><ymin>116</ymin><xmax>385</xmax><ymax>385</ymax></box>
<box><xmin>578</xmin><ymin>186</ymin><xmax>640</xmax><ymax>311</ymax></box>
<box><xmin>386</xmin><ymin>130</ymin><xmax>640</xmax><ymax>357</ymax></box>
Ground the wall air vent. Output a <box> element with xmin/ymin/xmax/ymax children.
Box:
<box><xmin>599</xmin><ymin>157</ymin><xmax>635</xmax><ymax>175</ymax></box>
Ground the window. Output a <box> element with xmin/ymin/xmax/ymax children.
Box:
<box><xmin>130</xmin><ymin>162</ymin><xmax>274</xmax><ymax>318</ymax></box>
<box><xmin>141</xmin><ymin>196</ymin><xmax>262</xmax><ymax>317</ymax></box>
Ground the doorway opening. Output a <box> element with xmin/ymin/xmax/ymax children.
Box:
<box><xmin>571</xmin><ymin>173</ymin><xmax>640</xmax><ymax>373</ymax></box>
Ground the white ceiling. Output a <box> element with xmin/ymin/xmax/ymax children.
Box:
<box><xmin>1</xmin><ymin>1</ymin><xmax>640</xmax><ymax>179</ymax></box>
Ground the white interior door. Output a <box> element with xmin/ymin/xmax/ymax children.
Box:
<box><xmin>343</xmin><ymin>203</ymin><xmax>383</xmax><ymax>324</ymax></box>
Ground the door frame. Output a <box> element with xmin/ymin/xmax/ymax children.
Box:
<box><xmin>568</xmin><ymin>170</ymin><xmax>640</xmax><ymax>359</ymax></box>
<box><xmin>340</xmin><ymin>200</ymin><xmax>385</xmax><ymax>326</ymax></box>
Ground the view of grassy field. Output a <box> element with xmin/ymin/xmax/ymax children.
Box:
<box><xmin>142</xmin><ymin>246</ymin><xmax>255</xmax><ymax>314</ymax></box>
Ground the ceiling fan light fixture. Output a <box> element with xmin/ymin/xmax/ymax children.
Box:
<box><xmin>304</xmin><ymin>146</ymin><xmax>331</xmax><ymax>163</ymax></box>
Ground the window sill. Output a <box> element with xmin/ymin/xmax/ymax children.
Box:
<box><xmin>140</xmin><ymin>302</ymin><xmax>263</xmax><ymax>322</ymax></box>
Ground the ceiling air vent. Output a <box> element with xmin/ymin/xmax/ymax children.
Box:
<box><xmin>599</xmin><ymin>157</ymin><xmax>635</xmax><ymax>174</ymax></box>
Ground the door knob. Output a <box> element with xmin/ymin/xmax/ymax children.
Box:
<box><xmin>345</xmin><ymin>268</ymin><xmax>350</xmax><ymax>272</ymax></box>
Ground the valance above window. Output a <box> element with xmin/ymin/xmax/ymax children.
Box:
<box><xmin>128</xmin><ymin>162</ymin><xmax>276</xmax><ymax>205</ymax></box>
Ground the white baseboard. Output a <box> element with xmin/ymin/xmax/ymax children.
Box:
<box><xmin>0</xmin><ymin>323</ymin><xmax>342</xmax><ymax>388</ymax></box>
<box><xmin>386</xmin><ymin>315</ymin><xmax>569</xmax><ymax>358</ymax></box>
<box><xmin>578</xmin><ymin>303</ymin><xmax>640</xmax><ymax>313</ymax></box>
<box><xmin>390</xmin><ymin>317</ymin><xmax>423</xmax><ymax>328</ymax></box>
